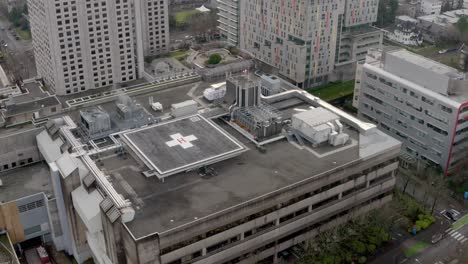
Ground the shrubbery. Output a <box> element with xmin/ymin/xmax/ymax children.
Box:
<box><xmin>408</xmin><ymin>214</ymin><xmax>436</xmax><ymax>233</ymax></box>
<box><xmin>393</xmin><ymin>191</ymin><xmax>436</xmax><ymax>234</ymax></box>
<box><xmin>207</xmin><ymin>53</ymin><xmax>222</xmax><ymax>65</ymax></box>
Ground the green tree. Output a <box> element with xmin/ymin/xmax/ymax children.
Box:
<box><xmin>7</xmin><ymin>5</ymin><xmax>29</xmax><ymax>30</ymax></box>
<box><xmin>456</xmin><ymin>17</ymin><xmax>468</xmax><ymax>44</ymax></box>
<box><xmin>188</xmin><ymin>10</ymin><xmax>218</xmax><ymax>42</ymax></box>
<box><xmin>427</xmin><ymin>172</ymin><xmax>447</xmax><ymax>214</ymax></box>
<box><xmin>377</xmin><ymin>0</ymin><xmax>399</xmax><ymax>26</ymax></box>
<box><xmin>348</xmin><ymin>240</ymin><xmax>367</xmax><ymax>255</ymax></box>
<box><xmin>358</xmin><ymin>256</ymin><xmax>367</xmax><ymax>264</ymax></box>
<box><xmin>207</xmin><ymin>53</ymin><xmax>222</xmax><ymax>65</ymax></box>
<box><xmin>8</xmin><ymin>7</ymin><xmax>23</xmax><ymax>27</ymax></box>
<box><xmin>168</xmin><ymin>14</ymin><xmax>177</xmax><ymax>30</ymax></box>
<box><xmin>441</xmin><ymin>1</ymin><xmax>452</xmax><ymax>12</ymax></box>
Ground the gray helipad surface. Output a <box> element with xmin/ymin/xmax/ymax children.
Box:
<box><xmin>122</xmin><ymin>115</ymin><xmax>246</xmax><ymax>178</ymax></box>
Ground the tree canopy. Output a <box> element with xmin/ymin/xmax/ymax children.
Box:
<box><xmin>207</xmin><ymin>53</ymin><xmax>222</xmax><ymax>65</ymax></box>
<box><xmin>377</xmin><ymin>0</ymin><xmax>399</xmax><ymax>26</ymax></box>
<box><xmin>456</xmin><ymin>17</ymin><xmax>468</xmax><ymax>44</ymax></box>
<box><xmin>8</xmin><ymin>5</ymin><xmax>29</xmax><ymax>30</ymax></box>
<box><xmin>297</xmin><ymin>213</ymin><xmax>392</xmax><ymax>264</ymax></box>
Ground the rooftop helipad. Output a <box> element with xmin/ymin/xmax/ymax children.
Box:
<box><xmin>122</xmin><ymin>115</ymin><xmax>247</xmax><ymax>179</ymax></box>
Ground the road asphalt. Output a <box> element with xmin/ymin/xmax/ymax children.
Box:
<box><xmin>0</xmin><ymin>18</ymin><xmax>36</xmax><ymax>81</ymax></box>
<box><xmin>369</xmin><ymin>172</ymin><xmax>467</xmax><ymax>264</ymax></box>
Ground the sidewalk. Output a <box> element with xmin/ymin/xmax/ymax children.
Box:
<box><xmin>397</xmin><ymin>169</ymin><xmax>466</xmax><ymax>214</ymax></box>
<box><xmin>369</xmin><ymin>170</ymin><xmax>462</xmax><ymax>264</ymax></box>
<box><xmin>369</xmin><ymin>216</ymin><xmax>449</xmax><ymax>264</ymax></box>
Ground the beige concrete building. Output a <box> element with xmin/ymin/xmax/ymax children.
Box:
<box><xmin>28</xmin><ymin>0</ymin><xmax>170</xmax><ymax>96</ymax></box>
<box><xmin>34</xmin><ymin>83</ymin><xmax>400</xmax><ymax>264</ymax></box>
<box><xmin>236</xmin><ymin>0</ymin><xmax>382</xmax><ymax>87</ymax></box>
<box><xmin>137</xmin><ymin>0</ymin><xmax>170</xmax><ymax>57</ymax></box>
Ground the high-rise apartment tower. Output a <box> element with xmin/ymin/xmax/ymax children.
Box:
<box><xmin>28</xmin><ymin>0</ymin><xmax>169</xmax><ymax>96</ymax></box>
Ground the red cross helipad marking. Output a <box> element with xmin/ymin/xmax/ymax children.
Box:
<box><xmin>166</xmin><ymin>133</ymin><xmax>198</xmax><ymax>149</ymax></box>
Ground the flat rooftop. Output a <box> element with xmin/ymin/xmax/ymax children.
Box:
<box><xmin>396</xmin><ymin>15</ymin><xmax>418</xmax><ymax>23</ymax></box>
<box><xmin>0</xmin><ymin>162</ymin><xmax>52</xmax><ymax>203</ymax></box>
<box><xmin>388</xmin><ymin>49</ymin><xmax>461</xmax><ymax>77</ymax></box>
<box><xmin>418</xmin><ymin>9</ymin><xmax>468</xmax><ymax>25</ymax></box>
<box><xmin>0</xmin><ymin>127</ymin><xmax>43</xmax><ymax>155</ymax></box>
<box><xmin>96</xmin><ymin>113</ymin><xmax>400</xmax><ymax>238</ymax></box>
<box><xmin>4</xmin><ymin>96</ymin><xmax>61</xmax><ymax>117</ymax></box>
<box><xmin>366</xmin><ymin>47</ymin><xmax>468</xmax><ymax>104</ymax></box>
<box><xmin>122</xmin><ymin>115</ymin><xmax>247</xmax><ymax>178</ymax></box>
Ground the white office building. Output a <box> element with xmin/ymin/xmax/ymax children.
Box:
<box><xmin>355</xmin><ymin>48</ymin><xmax>468</xmax><ymax>175</ymax></box>
<box><xmin>420</xmin><ymin>0</ymin><xmax>442</xmax><ymax>15</ymax></box>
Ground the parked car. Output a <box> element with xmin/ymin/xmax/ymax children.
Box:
<box><xmin>431</xmin><ymin>233</ymin><xmax>443</xmax><ymax>244</ymax></box>
<box><xmin>444</xmin><ymin>210</ymin><xmax>460</xmax><ymax>221</ymax></box>
<box><xmin>36</xmin><ymin>246</ymin><xmax>51</xmax><ymax>264</ymax></box>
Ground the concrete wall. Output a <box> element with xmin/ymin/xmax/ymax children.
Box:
<box><xmin>60</xmin><ymin>167</ymin><xmax>92</xmax><ymax>263</ymax></box>
<box><xmin>383</xmin><ymin>52</ymin><xmax>451</xmax><ymax>96</ymax></box>
<box><xmin>6</xmin><ymin>104</ymin><xmax>62</xmax><ymax>125</ymax></box>
<box><xmin>0</xmin><ymin>127</ymin><xmax>44</xmax><ymax>173</ymax></box>
<box><xmin>16</xmin><ymin>193</ymin><xmax>51</xmax><ymax>241</ymax></box>
<box><xmin>49</xmin><ymin>163</ymin><xmax>73</xmax><ymax>254</ymax></box>
<box><xmin>158</xmin><ymin>161</ymin><xmax>397</xmax><ymax>264</ymax></box>
<box><xmin>47</xmin><ymin>198</ymin><xmax>65</xmax><ymax>251</ymax></box>
<box><xmin>127</xmin><ymin>145</ymin><xmax>399</xmax><ymax>264</ymax></box>
<box><xmin>0</xmin><ymin>201</ymin><xmax>25</xmax><ymax>244</ymax></box>
<box><xmin>236</xmin><ymin>194</ymin><xmax>392</xmax><ymax>264</ymax></box>
<box><xmin>122</xmin><ymin>223</ymin><xmax>140</xmax><ymax>264</ymax></box>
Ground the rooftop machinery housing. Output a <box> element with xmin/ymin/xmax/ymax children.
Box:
<box><xmin>32</xmin><ymin>77</ymin><xmax>401</xmax><ymax>264</ymax></box>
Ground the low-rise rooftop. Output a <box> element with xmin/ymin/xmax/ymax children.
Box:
<box><xmin>90</xmin><ymin>94</ymin><xmax>401</xmax><ymax>239</ymax></box>
<box><xmin>4</xmin><ymin>96</ymin><xmax>61</xmax><ymax>117</ymax></box>
<box><xmin>388</xmin><ymin>49</ymin><xmax>461</xmax><ymax>77</ymax></box>
<box><xmin>0</xmin><ymin>162</ymin><xmax>52</xmax><ymax>203</ymax></box>
<box><xmin>367</xmin><ymin>48</ymin><xmax>468</xmax><ymax>104</ymax></box>
<box><xmin>418</xmin><ymin>9</ymin><xmax>468</xmax><ymax>26</ymax></box>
